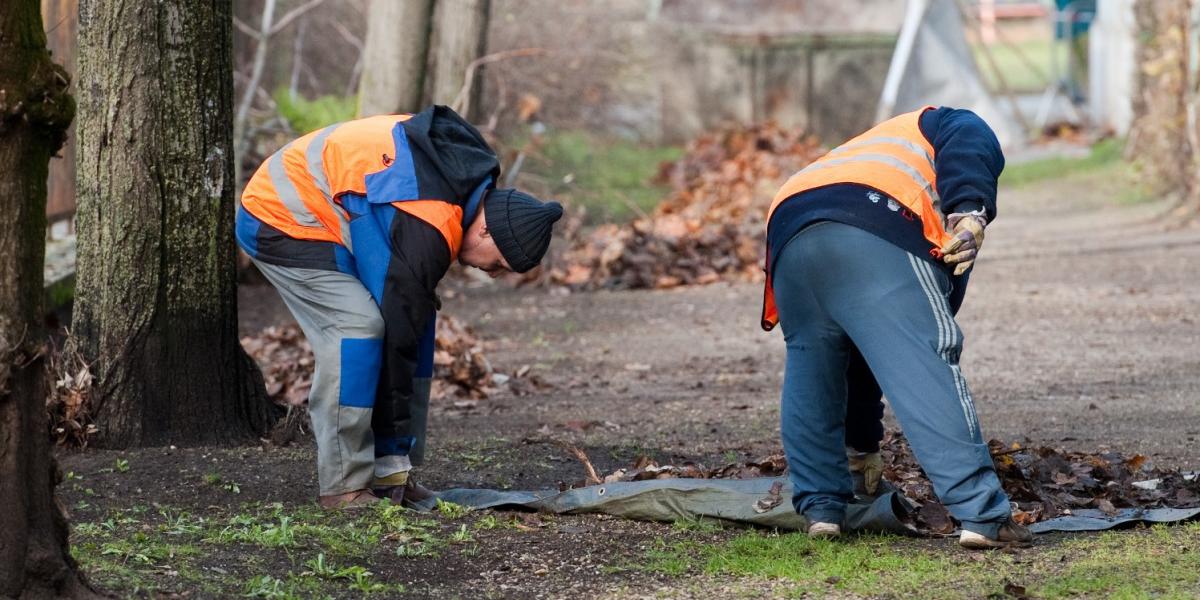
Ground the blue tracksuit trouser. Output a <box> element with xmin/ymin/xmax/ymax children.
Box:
<box><xmin>773</xmin><ymin>222</ymin><xmax>1010</xmax><ymax>536</ymax></box>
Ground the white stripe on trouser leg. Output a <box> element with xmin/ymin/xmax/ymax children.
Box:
<box><xmin>916</xmin><ymin>260</ymin><xmax>979</xmax><ymax>435</ymax></box>
<box><xmin>922</xmin><ymin>261</ymin><xmax>981</xmax><ymax>435</ymax></box>
<box><xmin>908</xmin><ymin>256</ymin><xmax>978</xmax><ymax>438</ymax></box>
<box><xmin>918</xmin><ymin>260</ymin><xmax>980</xmax><ymax>437</ymax></box>
<box><xmin>907</xmin><ymin>255</ymin><xmax>947</xmax><ymax>362</ymax></box>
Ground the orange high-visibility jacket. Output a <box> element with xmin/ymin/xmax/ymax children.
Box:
<box><xmin>242</xmin><ymin>114</ymin><xmax>469</xmax><ymax>263</ymax></box>
<box><xmin>761</xmin><ymin>107</ymin><xmax>953</xmax><ymax>330</ymax></box>
<box><xmin>236</xmin><ymin>107</ymin><xmax>500</xmax><ymax>435</ymax></box>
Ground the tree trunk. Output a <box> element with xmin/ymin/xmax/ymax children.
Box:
<box><xmin>1129</xmin><ymin>0</ymin><xmax>1196</xmax><ymax>211</ymax></box>
<box><xmin>357</xmin><ymin>0</ymin><xmax>435</xmax><ymax>116</ymax></box>
<box><xmin>0</xmin><ymin>2</ymin><xmax>95</xmax><ymax>598</ymax></box>
<box><xmin>424</xmin><ymin>0</ymin><xmax>491</xmax><ymax>119</ymax></box>
<box><xmin>74</xmin><ymin>0</ymin><xmax>273</xmax><ymax>448</ymax></box>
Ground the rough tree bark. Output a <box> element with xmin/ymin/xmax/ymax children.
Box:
<box><xmin>73</xmin><ymin>0</ymin><xmax>273</xmax><ymax>448</ymax></box>
<box><xmin>1129</xmin><ymin>0</ymin><xmax>1197</xmax><ymax>215</ymax></box>
<box><xmin>0</xmin><ymin>2</ymin><xmax>95</xmax><ymax>598</ymax></box>
<box><xmin>357</xmin><ymin>0</ymin><xmax>435</xmax><ymax>116</ymax></box>
<box><xmin>424</xmin><ymin>0</ymin><xmax>491</xmax><ymax>119</ymax></box>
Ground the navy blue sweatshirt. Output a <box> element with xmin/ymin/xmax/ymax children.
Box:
<box><xmin>766</xmin><ymin>107</ymin><xmax>1004</xmax><ymax>279</ymax></box>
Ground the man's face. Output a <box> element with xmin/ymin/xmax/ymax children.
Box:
<box><xmin>459</xmin><ymin>207</ymin><xmax>513</xmax><ymax>278</ymax></box>
<box><xmin>459</xmin><ymin>239</ymin><xmax>511</xmax><ymax>278</ymax></box>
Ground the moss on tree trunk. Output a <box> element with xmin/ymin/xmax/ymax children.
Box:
<box><xmin>73</xmin><ymin>0</ymin><xmax>272</xmax><ymax>448</ymax></box>
<box><xmin>0</xmin><ymin>1</ymin><xmax>97</xmax><ymax>597</ymax></box>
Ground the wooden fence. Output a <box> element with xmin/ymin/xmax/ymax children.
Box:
<box><xmin>42</xmin><ymin>0</ymin><xmax>77</xmax><ymax>226</ymax></box>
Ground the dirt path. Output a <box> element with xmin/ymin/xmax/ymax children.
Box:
<box><xmin>427</xmin><ymin>175</ymin><xmax>1200</xmax><ymax>475</ymax></box>
<box><xmin>62</xmin><ymin>173</ymin><xmax>1200</xmax><ymax>598</ymax></box>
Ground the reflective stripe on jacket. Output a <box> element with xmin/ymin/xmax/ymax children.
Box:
<box><xmin>761</xmin><ymin>107</ymin><xmax>950</xmax><ymax>331</ymax></box>
<box><xmin>239</xmin><ymin>114</ymin><xmax>468</xmax><ymax>263</ymax></box>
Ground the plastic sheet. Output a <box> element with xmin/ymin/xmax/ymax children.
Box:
<box><xmin>438</xmin><ymin>477</ymin><xmax>1200</xmax><ymax>534</ymax></box>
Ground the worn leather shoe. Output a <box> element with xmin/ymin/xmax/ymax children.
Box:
<box><xmin>401</xmin><ymin>478</ymin><xmax>439</xmax><ymax>512</ymax></box>
<box><xmin>959</xmin><ymin>518</ymin><xmax>1034</xmax><ymax>549</ymax></box>
<box><xmin>318</xmin><ymin>489</ymin><xmax>380</xmax><ymax>510</ymax></box>
<box><xmin>807</xmin><ymin>522</ymin><xmax>842</xmax><ymax>539</ymax></box>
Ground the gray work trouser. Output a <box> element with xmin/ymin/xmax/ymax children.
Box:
<box><xmin>253</xmin><ymin>259</ymin><xmax>430</xmax><ymax>495</ymax></box>
<box><xmin>772</xmin><ymin>222</ymin><xmax>1011</xmax><ymax>537</ymax></box>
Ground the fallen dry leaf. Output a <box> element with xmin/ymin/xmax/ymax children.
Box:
<box><xmin>533</xmin><ymin>122</ymin><xmax>825</xmax><ymax>290</ymax></box>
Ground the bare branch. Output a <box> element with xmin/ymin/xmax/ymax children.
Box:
<box><xmin>232</xmin><ymin>17</ymin><xmax>260</xmax><ymax>40</ymax></box>
<box><xmin>331</xmin><ymin>20</ymin><xmax>363</xmax><ymax>51</ymax></box>
<box><xmin>234</xmin><ymin>0</ymin><xmax>277</xmax><ymax>182</ymax></box>
<box><xmin>269</xmin><ymin>0</ymin><xmax>330</xmax><ymax>36</ymax></box>
<box><xmin>450</xmin><ymin>48</ymin><xmax>548</xmax><ymax>117</ymax></box>
<box><xmin>555</xmin><ymin>441</ymin><xmax>602</xmax><ymax>485</ymax></box>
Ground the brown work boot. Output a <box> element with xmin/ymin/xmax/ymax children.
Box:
<box><xmin>401</xmin><ymin>477</ymin><xmax>439</xmax><ymax>512</ymax></box>
<box><xmin>959</xmin><ymin>518</ymin><xmax>1034</xmax><ymax>550</ymax></box>
<box><xmin>318</xmin><ymin>489</ymin><xmax>381</xmax><ymax>511</ymax></box>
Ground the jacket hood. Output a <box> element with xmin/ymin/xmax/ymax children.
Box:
<box><xmin>401</xmin><ymin>105</ymin><xmax>501</xmax><ymax>203</ymax></box>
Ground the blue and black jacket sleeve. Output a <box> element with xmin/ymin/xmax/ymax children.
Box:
<box><xmin>919</xmin><ymin>107</ymin><xmax>1005</xmax><ymax>222</ymax></box>
<box><xmin>371</xmin><ymin>211</ymin><xmax>452</xmax><ymax>451</ymax></box>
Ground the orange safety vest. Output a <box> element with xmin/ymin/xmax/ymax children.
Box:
<box><xmin>240</xmin><ymin>114</ymin><xmax>466</xmax><ymax>260</ymax></box>
<box><xmin>761</xmin><ymin>106</ymin><xmax>950</xmax><ymax>331</ymax></box>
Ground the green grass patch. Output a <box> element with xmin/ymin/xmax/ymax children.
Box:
<box><xmin>72</xmin><ymin>500</ymin><xmax>451</xmax><ymax>597</ymax></box>
<box><xmin>971</xmin><ymin>38</ymin><xmax>1065</xmax><ymax>94</ymax></box>
<box><xmin>520</xmin><ymin>130</ymin><xmax>682</xmax><ymax>224</ymax></box>
<box><xmin>640</xmin><ymin>522</ymin><xmax>1200</xmax><ymax>599</ymax></box>
<box><xmin>1001</xmin><ymin>138</ymin><xmax>1127</xmax><ymax>187</ymax></box>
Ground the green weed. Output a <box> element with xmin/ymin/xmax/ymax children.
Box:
<box><xmin>519</xmin><ymin>130</ymin><xmax>683</xmax><ymax>224</ymax></box>
<box><xmin>436</xmin><ymin>499</ymin><xmax>471</xmax><ymax>519</ymax></box>
<box><xmin>273</xmin><ymin>89</ymin><xmax>357</xmax><ymax>136</ymax></box>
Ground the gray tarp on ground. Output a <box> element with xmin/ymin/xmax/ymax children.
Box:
<box><xmin>1030</xmin><ymin>507</ymin><xmax>1200</xmax><ymax>533</ymax></box>
<box><xmin>440</xmin><ymin>477</ymin><xmax>916</xmax><ymax>534</ymax></box>
<box><xmin>439</xmin><ymin>477</ymin><xmax>1200</xmax><ymax>535</ymax></box>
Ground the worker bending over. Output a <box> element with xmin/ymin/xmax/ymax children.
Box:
<box><xmin>238</xmin><ymin>106</ymin><xmax>562</xmax><ymax>509</ymax></box>
<box><xmin>761</xmin><ymin>106</ymin><xmax>1032</xmax><ymax>549</ymax></box>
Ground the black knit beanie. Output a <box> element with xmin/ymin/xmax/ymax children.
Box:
<box><xmin>483</xmin><ymin>188</ymin><xmax>563</xmax><ymax>273</ymax></box>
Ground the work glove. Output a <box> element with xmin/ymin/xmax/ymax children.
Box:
<box><xmin>847</xmin><ymin>449</ymin><xmax>884</xmax><ymax>496</ymax></box>
<box><xmin>940</xmin><ymin>208</ymin><xmax>988</xmax><ymax>276</ymax></box>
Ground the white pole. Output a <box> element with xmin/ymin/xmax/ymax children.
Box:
<box><xmin>877</xmin><ymin>0</ymin><xmax>930</xmax><ymax>122</ymax></box>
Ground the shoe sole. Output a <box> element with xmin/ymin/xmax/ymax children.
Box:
<box><xmin>959</xmin><ymin>535</ymin><xmax>1033</xmax><ymax>550</ymax></box>
<box><xmin>807</xmin><ymin>524</ymin><xmax>842</xmax><ymax>539</ymax></box>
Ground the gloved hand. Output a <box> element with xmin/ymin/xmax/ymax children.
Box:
<box><xmin>847</xmin><ymin>449</ymin><xmax>884</xmax><ymax>496</ymax></box>
<box><xmin>940</xmin><ymin>209</ymin><xmax>988</xmax><ymax>276</ymax></box>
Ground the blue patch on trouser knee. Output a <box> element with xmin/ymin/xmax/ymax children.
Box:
<box><xmin>338</xmin><ymin>338</ymin><xmax>383</xmax><ymax>408</ymax></box>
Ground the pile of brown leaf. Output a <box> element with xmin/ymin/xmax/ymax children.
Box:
<box><xmin>555</xmin><ymin>431</ymin><xmax>1200</xmax><ymax>529</ymax></box>
<box><xmin>880</xmin><ymin>432</ymin><xmax>1199</xmax><ymax>531</ymax></box>
<box><xmin>430</xmin><ymin>315</ymin><xmax>497</xmax><ymax>400</ymax></box>
<box><xmin>46</xmin><ymin>336</ymin><xmax>97</xmax><ymax>447</ymax></box>
<box><xmin>240</xmin><ymin>314</ymin><xmax>504</xmax><ymax>408</ymax></box>
<box><xmin>240</xmin><ymin>325</ymin><xmax>315</xmax><ymax>408</ymax></box>
<box><xmin>542</xmin><ymin>122</ymin><xmax>825</xmax><ymax>290</ymax></box>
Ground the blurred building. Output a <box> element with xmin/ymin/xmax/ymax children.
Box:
<box><xmin>651</xmin><ymin>0</ymin><xmax>903</xmax><ymax>144</ymax></box>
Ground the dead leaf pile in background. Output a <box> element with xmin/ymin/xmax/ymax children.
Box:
<box><xmin>46</xmin><ymin>335</ymin><xmax>97</xmax><ymax>447</ymax></box>
<box><xmin>240</xmin><ymin>325</ymin><xmax>314</xmax><ymax>408</ymax></box>
<box><xmin>432</xmin><ymin>314</ymin><xmax>497</xmax><ymax>400</ymax></box>
<box><xmin>240</xmin><ymin>315</ymin><xmax>508</xmax><ymax>409</ymax></box>
<box><xmin>551</xmin><ymin>430</ymin><xmax>1200</xmax><ymax>531</ymax></box>
<box><xmin>541</xmin><ymin>122</ymin><xmax>824</xmax><ymax>290</ymax></box>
